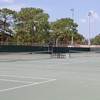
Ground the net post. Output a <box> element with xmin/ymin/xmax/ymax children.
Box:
<box><xmin>48</xmin><ymin>42</ymin><xmax>53</xmax><ymax>58</ymax></box>
<box><xmin>69</xmin><ymin>50</ymin><xmax>71</xmax><ymax>58</ymax></box>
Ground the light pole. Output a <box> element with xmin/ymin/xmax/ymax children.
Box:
<box><xmin>70</xmin><ymin>8</ymin><xmax>74</xmax><ymax>46</ymax></box>
<box><xmin>88</xmin><ymin>11</ymin><xmax>92</xmax><ymax>47</ymax></box>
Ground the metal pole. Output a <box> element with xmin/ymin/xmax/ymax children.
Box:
<box><xmin>70</xmin><ymin>8</ymin><xmax>74</xmax><ymax>46</ymax></box>
<box><xmin>88</xmin><ymin>12</ymin><xmax>92</xmax><ymax>47</ymax></box>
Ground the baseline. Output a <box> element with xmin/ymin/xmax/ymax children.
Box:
<box><xmin>0</xmin><ymin>74</ymin><xmax>56</xmax><ymax>93</ymax></box>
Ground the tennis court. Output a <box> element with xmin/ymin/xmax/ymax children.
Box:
<box><xmin>0</xmin><ymin>52</ymin><xmax>100</xmax><ymax>100</ymax></box>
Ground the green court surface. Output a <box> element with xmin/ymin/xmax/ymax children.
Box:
<box><xmin>0</xmin><ymin>53</ymin><xmax>100</xmax><ymax>100</ymax></box>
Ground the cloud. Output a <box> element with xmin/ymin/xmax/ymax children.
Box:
<box><xmin>89</xmin><ymin>10</ymin><xmax>100</xmax><ymax>21</ymax></box>
<box><xmin>0</xmin><ymin>3</ymin><xmax>27</xmax><ymax>11</ymax></box>
<box><xmin>0</xmin><ymin>0</ymin><xmax>13</xmax><ymax>3</ymax></box>
<box><xmin>93</xmin><ymin>13</ymin><xmax>100</xmax><ymax>21</ymax></box>
<box><xmin>79</xmin><ymin>10</ymin><xmax>100</xmax><ymax>24</ymax></box>
<box><xmin>79</xmin><ymin>19</ymin><xmax>86</xmax><ymax>23</ymax></box>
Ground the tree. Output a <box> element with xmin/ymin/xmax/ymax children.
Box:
<box><xmin>91</xmin><ymin>34</ymin><xmax>100</xmax><ymax>45</ymax></box>
<box><xmin>0</xmin><ymin>7</ymin><xmax>85</xmax><ymax>45</ymax></box>
<box><xmin>14</xmin><ymin>7</ymin><xmax>50</xmax><ymax>44</ymax></box>
<box><xmin>0</xmin><ymin>8</ymin><xmax>16</xmax><ymax>36</ymax></box>
<box><xmin>49</xmin><ymin>18</ymin><xmax>78</xmax><ymax>46</ymax></box>
<box><xmin>74</xmin><ymin>33</ymin><xmax>84</xmax><ymax>44</ymax></box>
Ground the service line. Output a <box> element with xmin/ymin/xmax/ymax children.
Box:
<box><xmin>0</xmin><ymin>78</ymin><xmax>56</xmax><ymax>93</ymax></box>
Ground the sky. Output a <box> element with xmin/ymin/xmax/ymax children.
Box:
<box><xmin>0</xmin><ymin>0</ymin><xmax>100</xmax><ymax>39</ymax></box>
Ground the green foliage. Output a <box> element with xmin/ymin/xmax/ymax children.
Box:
<box><xmin>49</xmin><ymin>18</ymin><xmax>80</xmax><ymax>45</ymax></box>
<box><xmin>91</xmin><ymin>34</ymin><xmax>100</xmax><ymax>45</ymax></box>
<box><xmin>14</xmin><ymin>7</ymin><xmax>50</xmax><ymax>43</ymax></box>
<box><xmin>0</xmin><ymin>7</ymin><xmax>84</xmax><ymax>45</ymax></box>
<box><xmin>0</xmin><ymin>8</ymin><xmax>17</xmax><ymax>36</ymax></box>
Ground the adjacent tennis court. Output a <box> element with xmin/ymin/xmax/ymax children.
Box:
<box><xmin>0</xmin><ymin>52</ymin><xmax>100</xmax><ymax>100</ymax></box>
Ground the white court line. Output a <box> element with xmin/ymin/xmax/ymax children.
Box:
<box><xmin>0</xmin><ymin>74</ymin><xmax>51</xmax><ymax>80</ymax></box>
<box><xmin>0</xmin><ymin>60</ymin><xmax>99</xmax><ymax>72</ymax></box>
<box><xmin>0</xmin><ymin>59</ymin><xmax>99</xmax><ymax>71</ymax></box>
<box><xmin>0</xmin><ymin>79</ymin><xmax>33</xmax><ymax>84</ymax></box>
<box><xmin>0</xmin><ymin>79</ymin><xmax>56</xmax><ymax>93</ymax></box>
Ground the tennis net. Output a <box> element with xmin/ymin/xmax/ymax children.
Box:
<box><xmin>0</xmin><ymin>50</ymin><xmax>53</xmax><ymax>62</ymax></box>
<box><xmin>69</xmin><ymin>50</ymin><xmax>100</xmax><ymax>58</ymax></box>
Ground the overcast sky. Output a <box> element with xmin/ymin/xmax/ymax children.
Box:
<box><xmin>0</xmin><ymin>0</ymin><xmax>100</xmax><ymax>38</ymax></box>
